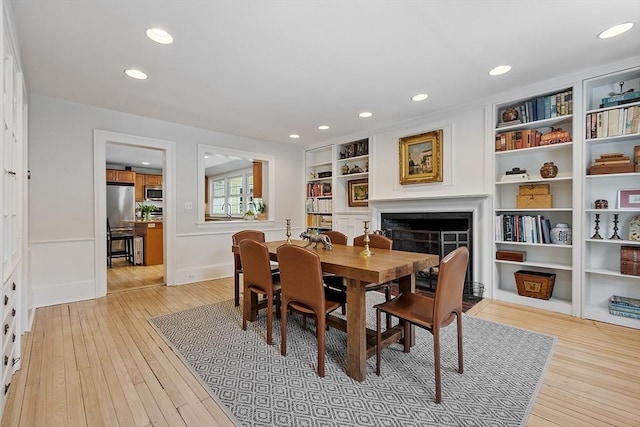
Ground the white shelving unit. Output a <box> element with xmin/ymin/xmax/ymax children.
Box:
<box><xmin>305</xmin><ymin>145</ymin><xmax>334</xmax><ymax>233</ymax></box>
<box><xmin>492</xmin><ymin>86</ymin><xmax>577</xmax><ymax>316</ymax></box>
<box><xmin>581</xmin><ymin>67</ymin><xmax>640</xmax><ymax>328</ymax></box>
<box><xmin>334</xmin><ymin>139</ymin><xmax>370</xmax><ymax>241</ymax></box>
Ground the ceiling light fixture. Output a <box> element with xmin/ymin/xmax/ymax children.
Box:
<box><xmin>146</xmin><ymin>28</ymin><xmax>174</xmax><ymax>44</ymax></box>
<box><xmin>359</xmin><ymin>112</ymin><xmax>373</xmax><ymax>118</ymax></box>
<box><xmin>597</xmin><ymin>22</ymin><xmax>635</xmax><ymax>39</ymax></box>
<box><xmin>489</xmin><ymin>65</ymin><xmax>511</xmax><ymax>76</ymax></box>
<box><xmin>317</xmin><ymin>125</ymin><xmax>330</xmax><ymax>130</ymax></box>
<box><xmin>289</xmin><ymin>134</ymin><xmax>300</xmax><ymax>139</ymax></box>
<box><xmin>124</xmin><ymin>68</ymin><xmax>148</xmax><ymax>80</ymax></box>
<box><xmin>411</xmin><ymin>94</ymin><xmax>429</xmax><ymax>102</ymax></box>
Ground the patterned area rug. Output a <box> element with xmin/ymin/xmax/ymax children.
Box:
<box><xmin>149</xmin><ymin>296</ymin><xmax>556</xmax><ymax>427</ymax></box>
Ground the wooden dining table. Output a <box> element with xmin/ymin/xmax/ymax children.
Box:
<box><xmin>233</xmin><ymin>239</ymin><xmax>439</xmax><ymax>381</ymax></box>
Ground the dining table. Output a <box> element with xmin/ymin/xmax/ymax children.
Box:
<box><xmin>233</xmin><ymin>239</ymin><xmax>439</xmax><ymax>381</ymax></box>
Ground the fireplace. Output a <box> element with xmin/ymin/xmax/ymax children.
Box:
<box><xmin>380</xmin><ymin>211</ymin><xmax>474</xmax><ymax>296</ymax></box>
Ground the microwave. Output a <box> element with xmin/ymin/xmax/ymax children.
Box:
<box><xmin>144</xmin><ymin>186</ymin><xmax>163</xmax><ymax>201</ymax></box>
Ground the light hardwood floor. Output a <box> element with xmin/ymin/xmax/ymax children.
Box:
<box><xmin>107</xmin><ymin>259</ymin><xmax>164</xmax><ymax>293</ymax></box>
<box><xmin>2</xmin><ymin>278</ymin><xmax>639</xmax><ymax>426</ymax></box>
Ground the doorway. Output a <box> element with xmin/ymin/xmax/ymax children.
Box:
<box><xmin>94</xmin><ymin>130</ymin><xmax>176</xmax><ymax>298</ymax></box>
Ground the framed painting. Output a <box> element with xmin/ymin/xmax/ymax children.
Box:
<box><xmin>348</xmin><ymin>178</ymin><xmax>368</xmax><ymax>207</ymax></box>
<box><xmin>617</xmin><ymin>189</ymin><xmax>640</xmax><ymax>209</ymax></box>
<box><xmin>399</xmin><ymin>129</ymin><xmax>443</xmax><ymax>184</ymax></box>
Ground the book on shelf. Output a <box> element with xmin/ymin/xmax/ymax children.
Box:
<box><xmin>635</xmin><ymin>145</ymin><xmax>640</xmax><ymax>172</ymax></box>
<box><xmin>586</xmin><ymin>105</ymin><xmax>640</xmax><ymax>139</ymax></box>
<box><xmin>610</xmin><ymin>295</ymin><xmax>640</xmax><ymax>309</ymax></box>
<box><xmin>609</xmin><ymin>308</ymin><xmax>640</xmax><ymax>320</ymax></box>
<box><xmin>601</xmin><ymin>91</ymin><xmax>640</xmax><ymax>108</ymax></box>
<box><xmin>497</xmin><ymin>89</ymin><xmax>573</xmax><ymax>127</ymax></box>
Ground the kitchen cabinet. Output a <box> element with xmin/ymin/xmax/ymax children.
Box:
<box><xmin>145</xmin><ymin>174</ymin><xmax>162</xmax><ymax>186</ymax></box>
<box><xmin>133</xmin><ymin>221</ymin><xmax>163</xmax><ymax>266</ymax></box>
<box><xmin>135</xmin><ymin>174</ymin><xmax>145</xmax><ymax>201</ymax></box>
<box><xmin>252</xmin><ymin>162</ymin><xmax>262</xmax><ymax>198</ymax></box>
<box><xmin>106</xmin><ymin>169</ymin><xmax>136</xmax><ymax>184</ymax></box>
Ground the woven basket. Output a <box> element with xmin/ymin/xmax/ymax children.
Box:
<box><xmin>516</xmin><ymin>194</ymin><xmax>552</xmax><ymax>209</ymax></box>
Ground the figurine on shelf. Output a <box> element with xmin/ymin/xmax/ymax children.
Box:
<box><xmin>350</xmin><ymin>164</ymin><xmax>363</xmax><ymax>174</ymax></box>
<box><xmin>341</xmin><ymin>164</ymin><xmax>350</xmax><ymax>175</ymax></box>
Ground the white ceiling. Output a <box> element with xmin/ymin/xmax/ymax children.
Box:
<box><xmin>11</xmin><ymin>0</ymin><xmax>640</xmax><ymax>169</ymax></box>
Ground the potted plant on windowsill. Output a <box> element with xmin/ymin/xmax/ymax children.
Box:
<box><xmin>137</xmin><ymin>202</ymin><xmax>157</xmax><ymax>221</ymax></box>
<box><xmin>255</xmin><ymin>200</ymin><xmax>266</xmax><ymax>220</ymax></box>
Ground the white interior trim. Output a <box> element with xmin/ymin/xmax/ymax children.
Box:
<box><xmin>93</xmin><ymin>129</ymin><xmax>177</xmax><ymax>297</ymax></box>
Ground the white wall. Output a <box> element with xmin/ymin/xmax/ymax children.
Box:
<box><xmin>28</xmin><ymin>95</ymin><xmax>304</xmax><ymax>307</ymax></box>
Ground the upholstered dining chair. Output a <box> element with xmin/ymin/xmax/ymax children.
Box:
<box><xmin>374</xmin><ymin>246</ymin><xmax>469</xmax><ymax>404</ymax></box>
<box><xmin>239</xmin><ymin>239</ymin><xmax>281</xmax><ymax>345</ymax></box>
<box><xmin>320</xmin><ymin>230</ymin><xmax>348</xmax><ymax>245</ymax></box>
<box><xmin>232</xmin><ymin>230</ymin><xmax>278</xmax><ymax>307</ymax></box>
<box><xmin>277</xmin><ymin>244</ymin><xmax>342</xmax><ymax>377</ymax></box>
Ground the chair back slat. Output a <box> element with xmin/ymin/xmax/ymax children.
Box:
<box><xmin>353</xmin><ymin>234</ymin><xmax>393</xmax><ymax>250</ymax></box>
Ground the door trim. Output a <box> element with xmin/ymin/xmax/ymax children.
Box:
<box><xmin>94</xmin><ymin>129</ymin><xmax>176</xmax><ymax>297</ymax></box>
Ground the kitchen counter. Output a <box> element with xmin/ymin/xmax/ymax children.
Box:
<box><xmin>124</xmin><ymin>220</ymin><xmax>163</xmax><ymax>265</ymax></box>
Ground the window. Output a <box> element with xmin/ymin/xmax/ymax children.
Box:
<box><xmin>198</xmin><ymin>144</ymin><xmax>273</xmax><ymax>224</ymax></box>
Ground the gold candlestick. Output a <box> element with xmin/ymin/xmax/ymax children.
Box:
<box><xmin>360</xmin><ymin>220</ymin><xmax>373</xmax><ymax>257</ymax></box>
<box><xmin>285</xmin><ymin>218</ymin><xmax>292</xmax><ymax>244</ymax></box>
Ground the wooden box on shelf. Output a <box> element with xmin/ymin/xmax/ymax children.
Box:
<box><xmin>621</xmin><ymin>245</ymin><xmax>640</xmax><ymax>277</ymax></box>
<box><xmin>514</xmin><ymin>270</ymin><xmax>556</xmax><ymax>300</ymax></box>
<box><xmin>496</xmin><ymin>250</ymin><xmax>526</xmax><ymax>262</ymax></box>
<box><xmin>516</xmin><ymin>183</ymin><xmax>552</xmax><ymax>209</ymax></box>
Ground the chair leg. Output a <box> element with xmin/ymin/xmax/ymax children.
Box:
<box><xmin>280</xmin><ymin>302</ymin><xmax>288</xmax><ymax>356</ymax></box>
<box><xmin>384</xmin><ymin>286</ymin><xmax>392</xmax><ymax>328</ymax></box>
<box><xmin>316</xmin><ymin>313</ymin><xmax>325</xmax><ymax>377</ymax></box>
<box><xmin>456</xmin><ymin>311</ymin><xmax>464</xmax><ymax>374</ymax></box>
<box><xmin>242</xmin><ymin>287</ymin><xmax>249</xmax><ymax>332</ymax></box>
<box><xmin>266</xmin><ymin>293</ymin><xmax>273</xmax><ymax>345</ymax></box>
<box><xmin>434</xmin><ymin>328</ymin><xmax>442</xmax><ymax>404</ymax></box>
<box><xmin>234</xmin><ymin>270</ymin><xmax>240</xmax><ymax>307</ymax></box>
<box><xmin>376</xmin><ymin>308</ymin><xmax>382</xmax><ymax>375</ymax></box>
<box><xmin>403</xmin><ymin>321</ymin><xmax>411</xmax><ymax>353</ymax></box>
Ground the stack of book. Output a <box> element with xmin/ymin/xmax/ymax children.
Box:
<box><xmin>588</xmin><ymin>152</ymin><xmax>634</xmax><ymax>175</ymax></box>
<box><xmin>609</xmin><ymin>295</ymin><xmax>640</xmax><ymax>320</ymax></box>
<box><xmin>585</xmin><ymin>105</ymin><xmax>640</xmax><ymax>139</ymax></box>
<box><xmin>497</xmin><ymin>89</ymin><xmax>573</xmax><ymax>127</ymax></box>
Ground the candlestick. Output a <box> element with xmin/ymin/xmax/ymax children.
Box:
<box><xmin>610</xmin><ymin>214</ymin><xmax>622</xmax><ymax>240</ymax></box>
<box><xmin>360</xmin><ymin>220</ymin><xmax>373</xmax><ymax>257</ymax></box>
<box><xmin>285</xmin><ymin>218</ymin><xmax>292</xmax><ymax>244</ymax></box>
<box><xmin>591</xmin><ymin>213</ymin><xmax>603</xmax><ymax>239</ymax></box>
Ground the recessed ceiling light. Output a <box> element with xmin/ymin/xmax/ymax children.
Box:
<box><xmin>411</xmin><ymin>94</ymin><xmax>429</xmax><ymax>102</ymax></box>
<box><xmin>317</xmin><ymin>125</ymin><xmax>330</xmax><ymax>130</ymax></box>
<box><xmin>146</xmin><ymin>28</ymin><xmax>174</xmax><ymax>44</ymax></box>
<box><xmin>359</xmin><ymin>112</ymin><xmax>373</xmax><ymax>118</ymax></box>
<box><xmin>141</xmin><ymin>161</ymin><xmax>150</xmax><ymax>165</ymax></box>
<box><xmin>489</xmin><ymin>65</ymin><xmax>512</xmax><ymax>76</ymax></box>
<box><xmin>289</xmin><ymin>134</ymin><xmax>300</xmax><ymax>139</ymax></box>
<box><xmin>598</xmin><ymin>22</ymin><xmax>635</xmax><ymax>39</ymax></box>
<box><xmin>124</xmin><ymin>69</ymin><xmax>148</xmax><ymax>80</ymax></box>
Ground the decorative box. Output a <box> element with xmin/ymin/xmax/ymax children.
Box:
<box><xmin>588</xmin><ymin>163</ymin><xmax>634</xmax><ymax>175</ymax></box>
<box><xmin>514</xmin><ymin>270</ymin><xmax>556</xmax><ymax>300</ymax></box>
<box><xmin>621</xmin><ymin>245</ymin><xmax>640</xmax><ymax>276</ymax></box>
<box><xmin>518</xmin><ymin>184</ymin><xmax>550</xmax><ymax>195</ymax></box>
<box><xmin>516</xmin><ymin>194</ymin><xmax>553</xmax><ymax>209</ymax></box>
<box><xmin>496</xmin><ymin>250</ymin><xmax>526</xmax><ymax>262</ymax></box>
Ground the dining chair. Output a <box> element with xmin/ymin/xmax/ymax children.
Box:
<box><xmin>320</xmin><ymin>231</ymin><xmax>349</xmax><ymax>313</ymax></box>
<box><xmin>232</xmin><ymin>230</ymin><xmax>278</xmax><ymax>307</ymax></box>
<box><xmin>374</xmin><ymin>246</ymin><xmax>469</xmax><ymax>404</ymax></box>
<box><xmin>239</xmin><ymin>239</ymin><xmax>281</xmax><ymax>345</ymax></box>
<box><xmin>277</xmin><ymin>244</ymin><xmax>342</xmax><ymax>377</ymax></box>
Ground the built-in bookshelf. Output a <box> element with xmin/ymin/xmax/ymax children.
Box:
<box><xmin>492</xmin><ymin>86</ymin><xmax>577</xmax><ymax>315</ymax></box>
<box><xmin>334</xmin><ymin>138</ymin><xmax>370</xmax><ymax>241</ymax></box>
<box><xmin>582</xmin><ymin>67</ymin><xmax>640</xmax><ymax>328</ymax></box>
<box><xmin>305</xmin><ymin>145</ymin><xmax>334</xmax><ymax>233</ymax></box>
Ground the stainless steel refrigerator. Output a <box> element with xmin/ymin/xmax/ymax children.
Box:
<box><xmin>107</xmin><ymin>183</ymin><xmax>135</xmax><ymax>255</ymax></box>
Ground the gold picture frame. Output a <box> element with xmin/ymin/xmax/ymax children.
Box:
<box><xmin>348</xmin><ymin>178</ymin><xmax>368</xmax><ymax>207</ymax></box>
<box><xmin>399</xmin><ymin>129</ymin><xmax>443</xmax><ymax>184</ymax></box>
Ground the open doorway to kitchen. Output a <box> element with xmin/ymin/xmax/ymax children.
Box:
<box><xmin>94</xmin><ymin>130</ymin><xmax>176</xmax><ymax>298</ymax></box>
<box><xmin>105</xmin><ymin>143</ymin><xmax>165</xmax><ymax>293</ymax></box>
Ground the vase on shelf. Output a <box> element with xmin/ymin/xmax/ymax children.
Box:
<box><xmin>550</xmin><ymin>223</ymin><xmax>572</xmax><ymax>245</ymax></box>
<box><xmin>540</xmin><ymin>162</ymin><xmax>558</xmax><ymax>179</ymax></box>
